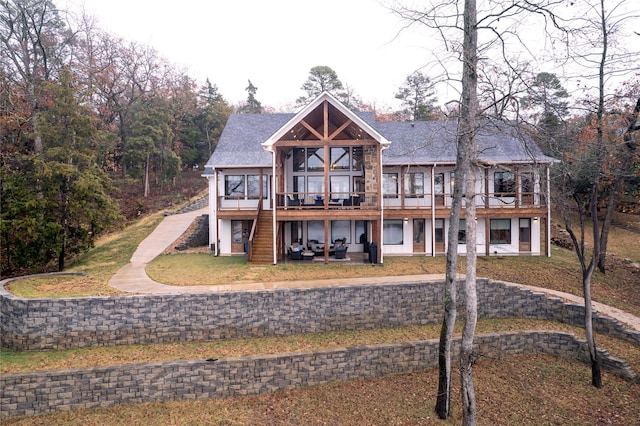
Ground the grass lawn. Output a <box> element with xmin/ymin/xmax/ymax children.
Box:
<box><xmin>4</xmin><ymin>354</ymin><xmax>639</xmax><ymax>425</ymax></box>
<box><xmin>3</xmin><ymin>212</ymin><xmax>639</xmax><ymax>424</ymax></box>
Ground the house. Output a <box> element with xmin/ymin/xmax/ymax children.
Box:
<box><xmin>203</xmin><ymin>92</ymin><xmax>557</xmax><ymax>264</ymax></box>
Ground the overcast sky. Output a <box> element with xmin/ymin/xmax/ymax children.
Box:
<box><xmin>64</xmin><ymin>0</ymin><xmax>638</xmax><ymax>111</ymax></box>
<box><xmin>65</xmin><ymin>0</ymin><xmax>449</xmax><ymax>110</ymax></box>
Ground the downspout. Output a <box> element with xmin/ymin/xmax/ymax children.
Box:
<box><xmin>380</xmin><ymin>144</ymin><xmax>390</xmax><ymax>264</ymax></box>
<box><xmin>211</xmin><ymin>168</ymin><xmax>219</xmax><ymax>256</ymax></box>
<box><xmin>271</xmin><ymin>147</ymin><xmax>277</xmax><ymax>264</ymax></box>
<box><xmin>431</xmin><ymin>163</ymin><xmax>436</xmax><ymax>257</ymax></box>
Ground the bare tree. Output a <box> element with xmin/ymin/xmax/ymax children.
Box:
<box><xmin>551</xmin><ymin>0</ymin><xmax>639</xmax><ymax>388</ymax></box>
<box><xmin>0</xmin><ymin>0</ymin><xmax>70</xmax><ymax>153</ymax></box>
<box><xmin>390</xmin><ymin>0</ymin><xmax>568</xmax><ymax>420</ymax></box>
<box><xmin>459</xmin><ymin>0</ymin><xmax>479</xmax><ymax>422</ymax></box>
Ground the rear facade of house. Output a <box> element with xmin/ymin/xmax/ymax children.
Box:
<box><xmin>204</xmin><ymin>92</ymin><xmax>557</xmax><ymax>264</ymax></box>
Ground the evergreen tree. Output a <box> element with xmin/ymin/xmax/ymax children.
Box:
<box><xmin>238</xmin><ymin>79</ymin><xmax>263</xmax><ymax>114</ymax></box>
<box><xmin>522</xmin><ymin>72</ymin><xmax>570</xmax><ymax>154</ymax></box>
<box><xmin>395</xmin><ymin>71</ymin><xmax>438</xmax><ymax>120</ymax></box>
<box><xmin>1</xmin><ymin>67</ymin><xmax>120</xmax><ymax>273</ymax></box>
<box><xmin>296</xmin><ymin>66</ymin><xmax>344</xmax><ymax>107</ymax></box>
<box><xmin>123</xmin><ymin>97</ymin><xmax>181</xmax><ymax>197</ymax></box>
<box><xmin>195</xmin><ymin>79</ymin><xmax>233</xmax><ymax>157</ymax></box>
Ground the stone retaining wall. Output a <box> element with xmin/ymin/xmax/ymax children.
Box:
<box><xmin>1</xmin><ymin>331</ymin><xmax>635</xmax><ymax>419</ymax></box>
<box><xmin>1</xmin><ymin>279</ymin><xmax>639</xmax><ymax>351</ymax></box>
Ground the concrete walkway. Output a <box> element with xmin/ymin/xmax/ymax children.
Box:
<box><xmin>108</xmin><ymin>209</ymin><xmax>640</xmax><ymax>331</ymax></box>
<box><xmin>108</xmin><ymin>207</ymin><xmax>208</xmax><ymax>294</ymax></box>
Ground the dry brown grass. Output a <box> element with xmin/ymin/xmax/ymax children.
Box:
<box><xmin>4</xmin><ymin>355</ymin><xmax>639</xmax><ymax>425</ymax></box>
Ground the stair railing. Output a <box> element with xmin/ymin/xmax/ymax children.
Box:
<box><xmin>247</xmin><ymin>197</ymin><xmax>262</xmax><ymax>262</ymax></box>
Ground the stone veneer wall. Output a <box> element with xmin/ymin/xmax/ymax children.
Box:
<box><xmin>2</xmin><ymin>279</ymin><xmax>638</xmax><ymax>351</ymax></box>
<box><xmin>1</xmin><ymin>331</ymin><xmax>635</xmax><ymax>418</ymax></box>
<box><xmin>362</xmin><ymin>145</ymin><xmax>378</xmax><ymax>208</ymax></box>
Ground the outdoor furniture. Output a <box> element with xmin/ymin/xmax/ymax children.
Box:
<box><xmin>287</xmin><ymin>196</ymin><xmax>300</xmax><ymax>207</ymax></box>
<box><xmin>334</xmin><ymin>244</ymin><xmax>349</xmax><ymax>259</ymax></box>
<box><xmin>288</xmin><ymin>243</ymin><xmax>303</xmax><ymax>260</ymax></box>
<box><xmin>302</xmin><ymin>250</ymin><xmax>315</xmax><ymax>260</ymax></box>
<box><xmin>308</xmin><ymin>240</ymin><xmax>335</xmax><ymax>256</ymax></box>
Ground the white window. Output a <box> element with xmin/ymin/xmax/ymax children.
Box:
<box><xmin>383</xmin><ymin>219</ymin><xmax>403</xmax><ymax>245</ymax></box>
<box><xmin>490</xmin><ymin>219</ymin><xmax>511</xmax><ymax>244</ymax></box>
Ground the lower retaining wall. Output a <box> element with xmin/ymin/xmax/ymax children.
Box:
<box><xmin>1</xmin><ymin>331</ymin><xmax>635</xmax><ymax>419</ymax></box>
<box><xmin>1</xmin><ymin>279</ymin><xmax>638</xmax><ymax>351</ymax></box>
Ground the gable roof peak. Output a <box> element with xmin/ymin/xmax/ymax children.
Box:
<box><xmin>262</xmin><ymin>91</ymin><xmax>390</xmax><ymax>148</ymax></box>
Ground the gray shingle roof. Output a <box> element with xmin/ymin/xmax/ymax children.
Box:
<box><xmin>206</xmin><ymin>114</ymin><xmax>556</xmax><ymax>168</ymax></box>
<box><xmin>380</xmin><ymin>119</ymin><xmax>557</xmax><ymax>165</ymax></box>
<box><xmin>205</xmin><ymin>113</ymin><xmax>293</xmax><ymax>168</ymax></box>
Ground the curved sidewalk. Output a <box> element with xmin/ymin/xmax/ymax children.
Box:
<box><xmin>108</xmin><ymin>210</ymin><xmax>640</xmax><ymax>331</ymax></box>
<box><xmin>108</xmin><ymin>207</ymin><xmax>209</xmax><ymax>294</ymax></box>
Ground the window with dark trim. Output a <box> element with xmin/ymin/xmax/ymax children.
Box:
<box><xmin>225</xmin><ymin>174</ymin><xmax>268</xmax><ymax>200</ymax></box>
<box><xmin>458</xmin><ymin>219</ymin><xmax>466</xmax><ymax>244</ymax></box>
<box><xmin>383</xmin><ymin>173</ymin><xmax>398</xmax><ymax>198</ymax></box>
<box><xmin>246</xmin><ymin>175</ymin><xmax>263</xmax><ymax>199</ymax></box>
<box><xmin>330</xmin><ymin>147</ymin><xmax>350</xmax><ymax>170</ymax></box>
<box><xmin>404</xmin><ymin>172</ymin><xmax>424</xmax><ymax>197</ymax></box>
<box><xmin>225</xmin><ymin>175</ymin><xmax>244</xmax><ymax>199</ymax></box>
<box><xmin>306</xmin><ymin>148</ymin><xmax>324</xmax><ymax>172</ymax></box>
<box><xmin>293</xmin><ymin>148</ymin><xmax>306</xmax><ymax>172</ymax></box>
<box><xmin>490</xmin><ymin>218</ymin><xmax>511</xmax><ymax>244</ymax></box>
<box><xmin>494</xmin><ymin>171</ymin><xmax>515</xmax><ymax>197</ymax></box>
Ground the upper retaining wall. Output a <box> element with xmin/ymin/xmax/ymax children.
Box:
<box><xmin>1</xmin><ymin>278</ymin><xmax>638</xmax><ymax>351</ymax></box>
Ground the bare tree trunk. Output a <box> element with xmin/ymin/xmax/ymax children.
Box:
<box><xmin>582</xmin><ymin>263</ymin><xmax>602</xmax><ymax>387</ymax></box>
<box><xmin>459</xmin><ymin>0</ymin><xmax>479</xmax><ymax>423</ymax></box>
<box><xmin>461</xmin><ymin>175</ymin><xmax>478</xmax><ymax>425</ymax></box>
<box><xmin>144</xmin><ymin>154</ymin><xmax>150</xmax><ymax>198</ymax></box>
<box><xmin>435</xmin><ymin>0</ymin><xmax>478</xmax><ymax>419</ymax></box>
<box><xmin>435</xmin><ymin>248</ymin><xmax>458</xmax><ymax>419</ymax></box>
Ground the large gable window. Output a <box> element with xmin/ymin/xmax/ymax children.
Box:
<box><xmin>330</xmin><ymin>147</ymin><xmax>350</xmax><ymax>170</ymax></box>
<box><xmin>306</xmin><ymin>148</ymin><xmax>325</xmax><ymax>172</ymax></box>
<box><xmin>293</xmin><ymin>147</ymin><xmax>362</xmax><ymax>172</ymax></box>
<box><xmin>293</xmin><ymin>148</ymin><xmax>306</xmax><ymax>172</ymax></box>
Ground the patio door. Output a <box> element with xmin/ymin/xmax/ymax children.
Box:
<box><xmin>521</xmin><ymin>172</ymin><xmax>534</xmax><ymax>206</ymax></box>
<box><xmin>519</xmin><ymin>218</ymin><xmax>531</xmax><ymax>252</ymax></box>
<box><xmin>434</xmin><ymin>219</ymin><xmax>445</xmax><ymax>253</ymax></box>
<box><xmin>231</xmin><ymin>220</ymin><xmax>251</xmax><ymax>253</ymax></box>
<box><xmin>413</xmin><ymin>219</ymin><xmax>425</xmax><ymax>253</ymax></box>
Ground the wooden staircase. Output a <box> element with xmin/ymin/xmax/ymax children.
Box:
<box><xmin>249</xmin><ymin>209</ymin><xmax>273</xmax><ymax>264</ymax></box>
